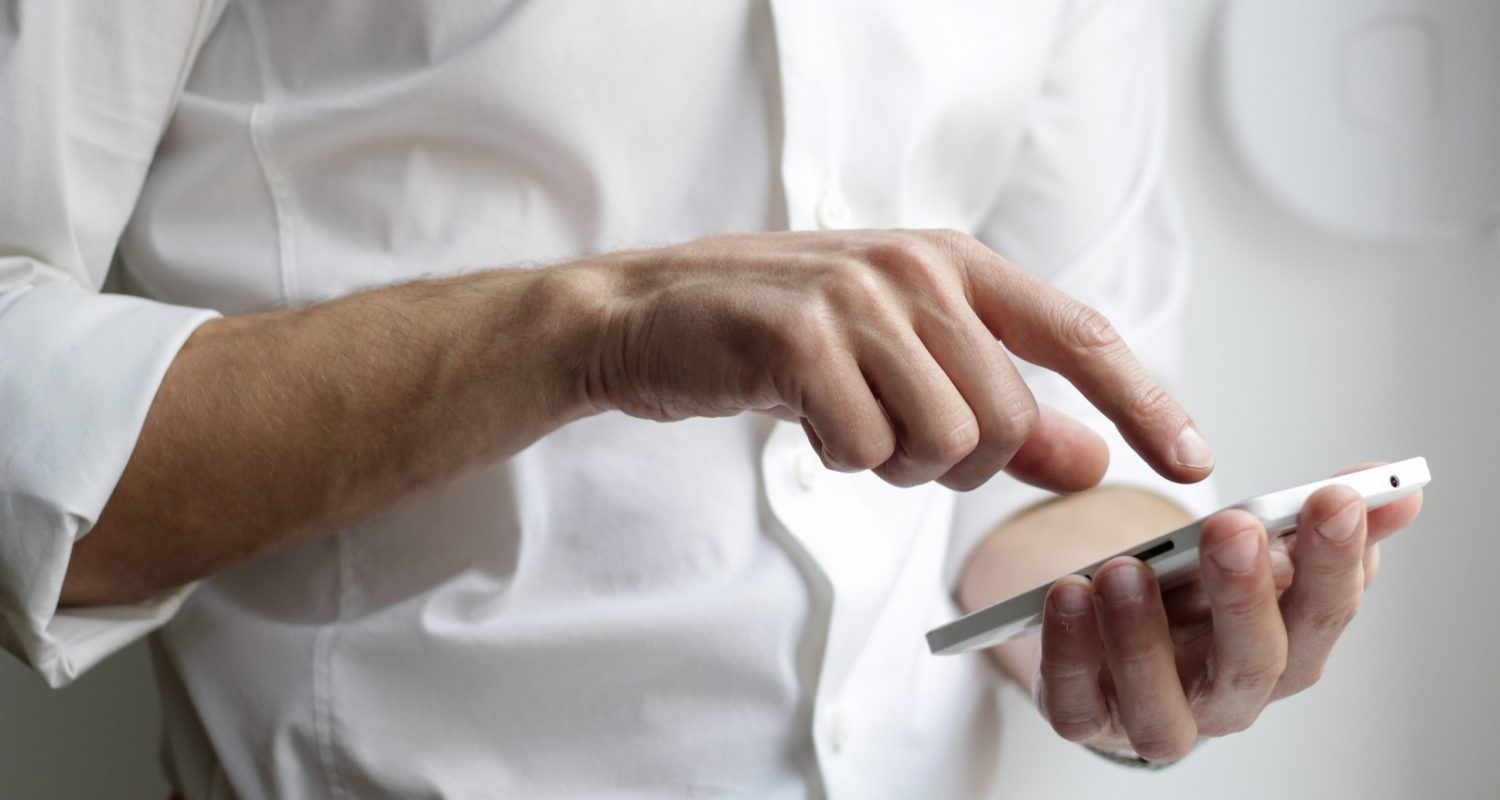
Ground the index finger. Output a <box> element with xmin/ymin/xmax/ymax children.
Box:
<box><xmin>954</xmin><ymin>240</ymin><xmax>1212</xmax><ymax>484</ymax></box>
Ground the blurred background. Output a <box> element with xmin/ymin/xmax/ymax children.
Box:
<box><xmin>2</xmin><ymin>0</ymin><xmax>1496</xmax><ymax>796</ymax></box>
<box><xmin>995</xmin><ymin>0</ymin><xmax>1500</xmax><ymax>797</ymax></box>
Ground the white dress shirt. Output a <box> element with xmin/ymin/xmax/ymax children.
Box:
<box><xmin>0</xmin><ymin>1</ymin><xmax>1215</xmax><ymax>797</ymax></box>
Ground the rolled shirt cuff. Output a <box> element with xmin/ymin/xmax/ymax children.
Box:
<box><xmin>0</xmin><ymin>281</ymin><xmax>218</xmax><ymax>686</ymax></box>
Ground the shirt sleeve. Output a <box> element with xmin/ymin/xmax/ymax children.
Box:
<box><xmin>0</xmin><ymin>1</ymin><xmax>226</xmax><ymax>687</ymax></box>
<box><xmin>946</xmin><ymin>0</ymin><xmax>1218</xmax><ymax>586</ymax></box>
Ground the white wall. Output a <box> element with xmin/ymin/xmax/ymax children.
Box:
<box><xmin>2</xmin><ymin>2</ymin><xmax>1496</xmax><ymax>797</ymax></box>
<box><xmin>991</xmin><ymin>0</ymin><xmax>1500</xmax><ymax>797</ymax></box>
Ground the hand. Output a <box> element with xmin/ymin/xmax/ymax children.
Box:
<box><xmin>575</xmin><ymin>229</ymin><xmax>1213</xmax><ymax>492</ymax></box>
<box><xmin>1031</xmin><ymin>465</ymin><xmax>1424</xmax><ymax>761</ymax></box>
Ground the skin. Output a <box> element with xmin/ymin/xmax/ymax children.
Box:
<box><xmin>64</xmin><ymin>228</ymin><xmax>1211</xmax><ymax>605</ymax></box>
<box><xmin>60</xmin><ymin>225</ymin><xmax>1426</xmax><ymax>760</ymax></box>
<box><xmin>960</xmin><ymin>473</ymin><xmax>1423</xmax><ymax>762</ymax></box>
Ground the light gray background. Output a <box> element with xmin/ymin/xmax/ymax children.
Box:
<box><xmin>3</xmin><ymin>1</ymin><xmax>1496</xmax><ymax>797</ymax></box>
<box><xmin>992</xmin><ymin>1</ymin><xmax>1500</xmax><ymax>797</ymax></box>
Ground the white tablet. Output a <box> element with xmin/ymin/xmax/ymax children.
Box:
<box><xmin>926</xmin><ymin>457</ymin><xmax>1431</xmax><ymax>656</ymax></box>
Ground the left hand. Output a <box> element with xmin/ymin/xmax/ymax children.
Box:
<box><xmin>1030</xmin><ymin>465</ymin><xmax>1423</xmax><ymax>762</ymax></box>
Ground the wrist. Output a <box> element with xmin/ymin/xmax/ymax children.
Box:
<box><xmin>546</xmin><ymin>249</ymin><xmax>666</xmax><ymax>419</ymax></box>
<box><xmin>522</xmin><ymin>255</ymin><xmax>641</xmax><ymax>422</ymax></box>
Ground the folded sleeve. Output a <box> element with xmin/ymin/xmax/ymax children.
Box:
<box><xmin>0</xmin><ymin>1</ymin><xmax>225</xmax><ymax>687</ymax></box>
<box><xmin>947</xmin><ymin>0</ymin><xmax>1218</xmax><ymax>585</ymax></box>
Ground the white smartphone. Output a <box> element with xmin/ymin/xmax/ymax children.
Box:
<box><xmin>925</xmin><ymin>457</ymin><xmax>1431</xmax><ymax>656</ymax></box>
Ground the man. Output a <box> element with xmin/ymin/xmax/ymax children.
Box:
<box><xmin>0</xmin><ymin>2</ymin><xmax>1422</xmax><ymax>798</ymax></box>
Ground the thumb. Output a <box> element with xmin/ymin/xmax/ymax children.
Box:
<box><xmin>1002</xmin><ymin>404</ymin><xmax>1110</xmax><ymax>494</ymax></box>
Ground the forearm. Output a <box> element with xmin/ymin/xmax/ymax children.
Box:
<box><xmin>61</xmin><ymin>263</ymin><xmax>607</xmax><ymax>606</ymax></box>
<box><xmin>957</xmin><ymin>486</ymin><xmax>1193</xmax><ymax>688</ymax></box>
<box><xmin>59</xmin><ymin>225</ymin><xmax>1213</xmax><ymax>609</ymax></box>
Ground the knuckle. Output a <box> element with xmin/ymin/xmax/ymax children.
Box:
<box><xmin>873</xmin><ymin>456</ymin><xmax>927</xmax><ymax>489</ymax></box>
<box><xmin>1110</xmin><ymin>648</ymin><xmax>1159</xmax><ymax>679</ymax></box>
<box><xmin>784</xmin><ymin>286</ymin><xmax>833</xmax><ymax>327</ymax></box>
<box><xmin>925</xmin><ymin>417</ymin><xmax>981</xmax><ymax>465</ymax></box>
<box><xmin>1059</xmin><ymin>302</ymin><xmax>1122</xmax><ymax>354</ymax></box>
<box><xmin>1200</xmin><ymin>710</ymin><xmax>1262</xmax><ymax>737</ymax></box>
<box><xmin>840</xmin><ymin>436</ymin><xmax>896</xmax><ymax>473</ymax></box>
<box><xmin>1126</xmin><ymin>382</ymin><xmax>1176</xmax><ymax>425</ymax></box>
<box><xmin>1040</xmin><ymin>655</ymin><xmax>1096</xmax><ymax>683</ymax></box>
<box><xmin>1302</xmin><ymin>552</ymin><xmax>1363</xmax><ymax>582</ymax></box>
<box><xmin>1306</xmin><ymin>599</ymin><xmax>1361</xmax><ymax>636</ymax></box>
<box><xmin>1130</xmin><ymin>728</ymin><xmax>1198</xmax><ymax>763</ymax></box>
<box><xmin>939</xmin><ymin>468</ymin><xmax>995</xmax><ymax>493</ymax></box>
<box><xmin>829</xmin><ymin>258</ymin><xmax>885</xmax><ymax>305</ymax></box>
<box><xmin>870</xmin><ymin>237</ymin><xmax>953</xmax><ymax>295</ymax></box>
<box><xmin>988</xmin><ymin>393</ymin><xmax>1040</xmax><ymax>450</ymax></box>
<box><xmin>928</xmin><ymin>228</ymin><xmax>980</xmax><ymax>260</ymax></box>
<box><xmin>1280</xmin><ymin>665</ymin><xmax>1325</xmax><ymax>697</ymax></box>
<box><xmin>1219</xmin><ymin>587</ymin><xmax>1275</xmax><ymax>620</ymax></box>
<box><xmin>1223</xmin><ymin>659</ymin><xmax>1286</xmax><ymax>694</ymax></box>
<box><xmin>930</xmin><ymin>227</ymin><xmax>973</xmax><ymax>248</ymax></box>
<box><xmin>865</xmin><ymin>236</ymin><xmax>927</xmax><ymax>272</ymax></box>
<box><xmin>939</xmin><ymin>469</ymin><xmax>987</xmax><ymax>493</ymax></box>
<box><xmin>1050</xmin><ymin>716</ymin><xmax>1107</xmax><ymax>743</ymax></box>
<box><xmin>956</xmin><ymin>395</ymin><xmax>1038</xmax><ymax>482</ymax></box>
<box><xmin>840</xmin><ymin>255</ymin><xmax>882</xmax><ymax>292</ymax></box>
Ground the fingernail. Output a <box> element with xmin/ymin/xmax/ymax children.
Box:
<box><xmin>1052</xmin><ymin>581</ymin><xmax>1091</xmax><ymax>616</ymax></box>
<box><xmin>1209</xmin><ymin>528</ymin><xmax>1261</xmax><ymax>574</ymax></box>
<box><xmin>1098</xmin><ymin>564</ymin><xmax>1146</xmax><ymax>604</ymax></box>
<box><xmin>1317</xmin><ymin>501</ymin><xmax>1362</xmax><ymax>543</ymax></box>
<box><xmin>1173</xmin><ymin>425</ymin><xmax>1214</xmax><ymax>470</ymax></box>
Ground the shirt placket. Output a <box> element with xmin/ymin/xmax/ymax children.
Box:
<box><xmin>770</xmin><ymin>0</ymin><xmax>852</xmax><ymax>234</ymax></box>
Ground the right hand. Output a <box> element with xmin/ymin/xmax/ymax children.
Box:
<box><xmin>575</xmin><ymin>229</ymin><xmax>1213</xmax><ymax>492</ymax></box>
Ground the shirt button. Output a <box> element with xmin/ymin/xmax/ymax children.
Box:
<box><xmin>816</xmin><ymin>192</ymin><xmax>851</xmax><ymax>230</ymax></box>
<box><xmin>830</xmin><ymin>709</ymin><xmax>851</xmax><ymax>753</ymax></box>
<box><xmin>793</xmin><ymin>451</ymin><xmax>820</xmax><ymax>492</ymax></box>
